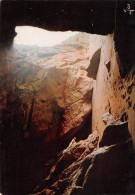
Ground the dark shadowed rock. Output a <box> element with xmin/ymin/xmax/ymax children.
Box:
<box><xmin>76</xmin><ymin>138</ymin><xmax>135</xmax><ymax>194</ymax></box>
<box><xmin>99</xmin><ymin>121</ymin><xmax>130</xmax><ymax>147</ymax></box>
<box><xmin>34</xmin><ymin>120</ymin><xmax>135</xmax><ymax>195</ymax></box>
<box><xmin>86</xmin><ymin>48</ymin><xmax>101</xmax><ymax>79</ymax></box>
<box><xmin>36</xmin><ymin>138</ymin><xmax>135</xmax><ymax>195</ymax></box>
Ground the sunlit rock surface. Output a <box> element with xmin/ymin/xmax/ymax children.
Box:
<box><xmin>92</xmin><ymin>34</ymin><xmax>135</xmax><ymax>145</ymax></box>
<box><xmin>0</xmin><ymin>31</ymin><xmax>98</xmax><ymax>144</ymax></box>
<box><xmin>33</xmin><ymin>34</ymin><xmax>135</xmax><ymax>195</ymax></box>
<box><xmin>0</xmin><ymin>30</ymin><xmax>102</xmax><ymax>194</ymax></box>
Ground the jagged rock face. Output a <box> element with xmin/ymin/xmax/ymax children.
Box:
<box><xmin>74</xmin><ymin>139</ymin><xmax>134</xmax><ymax>195</ymax></box>
<box><xmin>0</xmin><ymin>33</ymin><xmax>96</xmax><ymax>144</ymax></box>
<box><xmin>21</xmin><ymin>66</ymin><xmax>94</xmax><ymax>142</ymax></box>
<box><xmin>32</xmin><ymin>33</ymin><xmax>135</xmax><ymax>194</ymax></box>
<box><xmin>35</xmin><ymin>119</ymin><xmax>135</xmax><ymax>195</ymax></box>
<box><xmin>34</xmin><ymin>131</ymin><xmax>99</xmax><ymax>194</ymax></box>
<box><xmin>92</xmin><ymin>34</ymin><xmax>135</xmax><ymax>144</ymax></box>
<box><xmin>0</xmin><ymin>32</ymin><xmax>102</xmax><ymax>194</ymax></box>
<box><xmin>102</xmin><ymin>112</ymin><xmax>114</xmax><ymax>125</ymax></box>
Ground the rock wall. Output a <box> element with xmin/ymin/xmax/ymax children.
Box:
<box><xmin>34</xmin><ymin>33</ymin><xmax>135</xmax><ymax>195</ymax></box>
<box><xmin>0</xmin><ymin>32</ymin><xmax>99</xmax><ymax>194</ymax></box>
<box><xmin>34</xmin><ymin>114</ymin><xmax>134</xmax><ymax>194</ymax></box>
<box><xmin>0</xmin><ymin>30</ymin><xmax>135</xmax><ymax>194</ymax></box>
<box><xmin>92</xmin><ymin>34</ymin><xmax>135</xmax><ymax>146</ymax></box>
<box><xmin>0</xmin><ymin>34</ymin><xmax>95</xmax><ymax>145</ymax></box>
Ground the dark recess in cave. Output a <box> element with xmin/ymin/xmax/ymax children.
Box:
<box><xmin>114</xmin><ymin>0</ymin><xmax>135</xmax><ymax>77</ymax></box>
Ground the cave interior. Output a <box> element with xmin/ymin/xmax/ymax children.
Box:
<box><xmin>0</xmin><ymin>0</ymin><xmax>135</xmax><ymax>194</ymax></box>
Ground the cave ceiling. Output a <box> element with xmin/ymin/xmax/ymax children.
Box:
<box><xmin>0</xmin><ymin>0</ymin><xmax>133</xmax><ymax>36</ymax></box>
<box><xmin>1</xmin><ymin>0</ymin><xmax>135</xmax><ymax>76</ymax></box>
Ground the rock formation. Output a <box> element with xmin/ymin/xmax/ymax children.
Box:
<box><xmin>0</xmin><ymin>33</ymin><xmax>96</xmax><ymax>144</ymax></box>
<box><xmin>33</xmin><ymin>33</ymin><xmax>135</xmax><ymax>195</ymax></box>
<box><xmin>0</xmin><ymin>32</ymin><xmax>100</xmax><ymax>194</ymax></box>
<box><xmin>92</xmin><ymin>34</ymin><xmax>135</xmax><ymax>144</ymax></box>
<box><xmin>34</xmin><ymin>131</ymin><xmax>99</xmax><ymax>194</ymax></box>
<box><xmin>34</xmin><ymin>117</ymin><xmax>134</xmax><ymax>195</ymax></box>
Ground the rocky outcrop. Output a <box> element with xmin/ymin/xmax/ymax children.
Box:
<box><xmin>100</xmin><ymin>112</ymin><xmax>130</xmax><ymax>147</ymax></box>
<box><xmin>102</xmin><ymin>112</ymin><xmax>114</xmax><ymax>125</ymax></box>
<box><xmin>92</xmin><ymin>34</ymin><xmax>135</xmax><ymax>145</ymax></box>
<box><xmin>0</xmin><ymin>34</ymin><xmax>95</xmax><ymax>144</ymax></box>
<box><xmin>68</xmin><ymin>138</ymin><xmax>134</xmax><ymax>195</ymax></box>
<box><xmin>20</xmin><ymin>66</ymin><xmax>94</xmax><ymax>142</ymax></box>
<box><xmin>34</xmin><ymin>131</ymin><xmax>99</xmax><ymax>194</ymax></box>
<box><xmin>35</xmin><ymin>119</ymin><xmax>135</xmax><ymax>195</ymax></box>
<box><xmin>99</xmin><ymin>121</ymin><xmax>130</xmax><ymax>147</ymax></box>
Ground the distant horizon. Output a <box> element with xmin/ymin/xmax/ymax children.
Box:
<box><xmin>14</xmin><ymin>26</ymin><xmax>79</xmax><ymax>47</ymax></box>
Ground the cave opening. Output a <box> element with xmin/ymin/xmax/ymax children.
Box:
<box><xmin>14</xmin><ymin>26</ymin><xmax>79</xmax><ymax>47</ymax></box>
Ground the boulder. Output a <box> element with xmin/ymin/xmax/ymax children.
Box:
<box><xmin>35</xmin><ymin>120</ymin><xmax>135</xmax><ymax>195</ymax></box>
<box><xmin>34</xmin><ymin>131</ymin><xmax>99</xmax><ymax>194</ymax></box>
<box><xmin>99</xmin><ymin>121</ymin><xmax>131</xmax><ymax>147</ymax></box>
<box><xmin>100</xmin><ymin>111</ymin><xmax>130</xmax><ymax>147</ymax></box>
<box><xmin>102</xmin><ymin>112</ymin><xmax>114</xmax><ymax>126</ymax></box>
<box><xmin>69</xmin><ymin>138</ymin><xmax>135</xmax><ymax>195</ymax></box>
<box><xmin>35</xmin><ymin>137</ymin><xmax>135</xmax><ymax>195</ymax></box>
